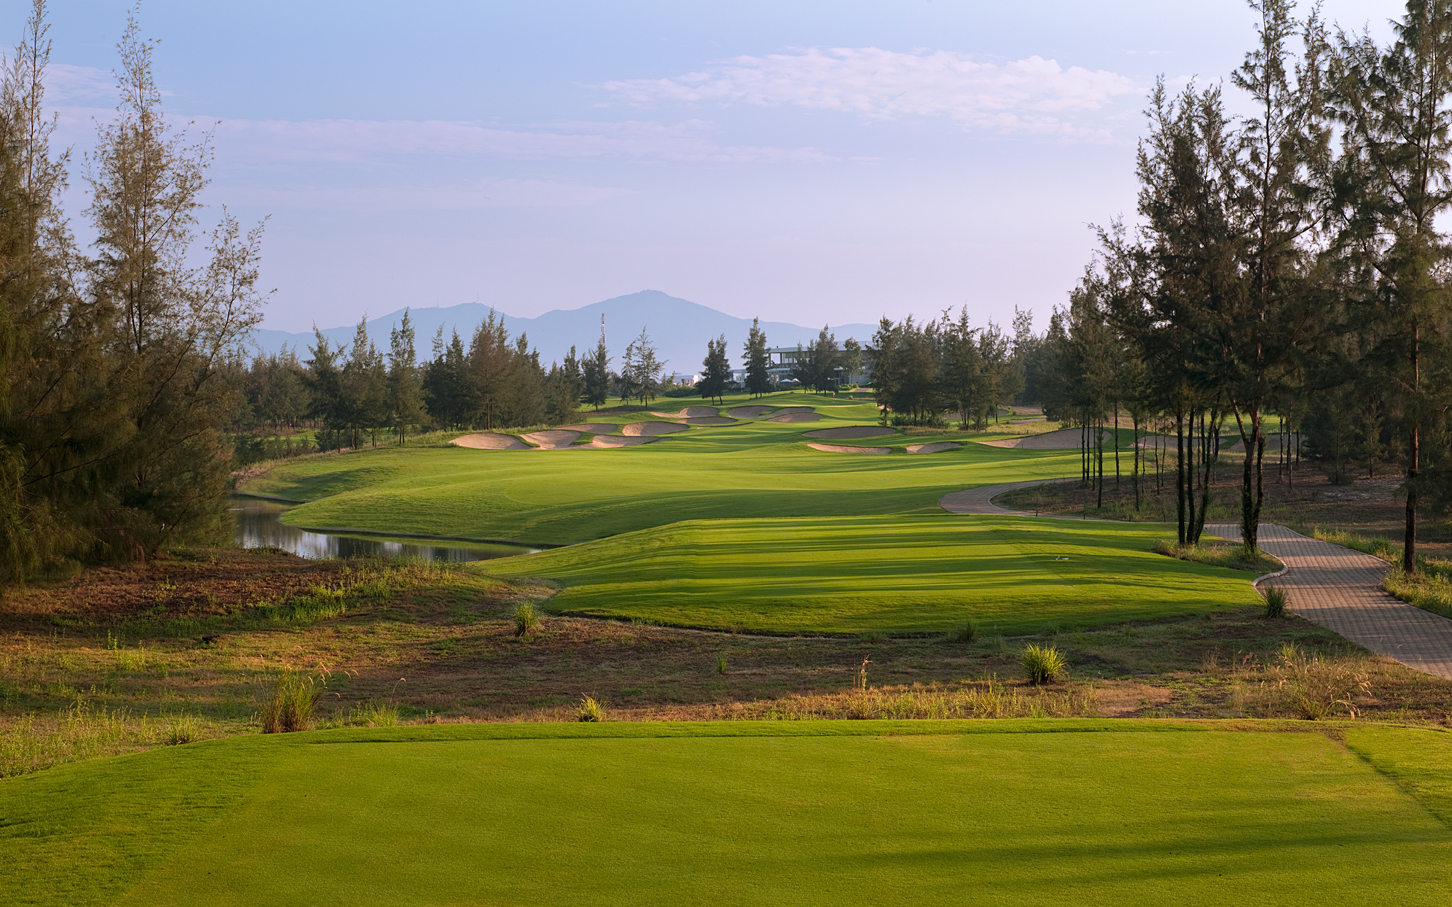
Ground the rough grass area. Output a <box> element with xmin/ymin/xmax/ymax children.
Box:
<box><xmin>6</xmin><ymin>546</ymin><xmax>1451</xmax><ymax>778</ymax></box>
<box><xmin>238</xmin><ymin>391</ymin><xmax>1080</xmax><ymax>546</ymax></box>
<box><xmin>3</xmin><ymin>722</ymin><xmax>1452</xmax><ymax>906</ymax></box>
<box><xmin>1152</xmin><ymin>539</ymin><xmax>1283</xmax><ymax>575</ymax></box>
<box><xmin>484</xmin><ymin>515</ymin><xmax>1265</xmax><ymax>634</ymax></box>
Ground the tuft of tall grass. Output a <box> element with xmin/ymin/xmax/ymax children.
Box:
<box><xmin>744</xmin><ymin>679</ymin><xmax>1097</xmax><ymax>721</ymax></box>
<box><xmin>1382</xmin><ymin>566</ymin><xmax>1452</xmax><ymax>620</ymax></box>
<box><xmin>1020</xmin><ymin>644</ymin><xmax>1067</xmax><ymax>685</ymax></box>
<box><xmin>715</xmin><ymin>654</ymin><xmax>728</xmax><ymax>675</ymax></box>
<box><xmin>166</xmin><ymin>713</ymin><xmax>201</xmax><ymax>745</ymax></box>
<box><xmin>261</xmin><ymin>671</ymin><xmax>321</xmax><ymax>733</ymax></box>
<box><xmin>350</xmin><ymin>699</ymin><xmax>400</xmax><ymax>728</ymax></box>
<box><xmin>576</xmin><ymin>696</ymin><xmax>604</xmax><ymax>722</ymax></box>
<box><xmin>514</xmin><ymin>602</ymin><xmax>540</xmax><ymax>637</ymax></box>
<box><xmin>1254</xmin><ymin>643</ymin><xmax>1371</xmax><ymax>720</ymax></box>
<box><xmin>944</xmin><ymin>621</ymin><xmax>978</xmax><ymax>644</ymax></box>
<box><xmin>1262</xmin><ymin>585</ymin><xmax>1288</xmax><ymax>619</ymax></box>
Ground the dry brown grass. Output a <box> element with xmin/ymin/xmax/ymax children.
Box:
<box><xmin>3</xmin><ymin>546</ymin><xmax>1451</xmax><ymax>776</ymax></box>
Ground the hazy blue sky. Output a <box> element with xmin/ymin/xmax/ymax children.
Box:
<box><xmin>11</xmin><ymin>1</ymin><xmax>1401</xmax><ymax>333</ymax></box>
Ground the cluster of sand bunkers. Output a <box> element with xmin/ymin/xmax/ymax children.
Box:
<box><xmin>452</xmin><ymin>404</ymin><xmax>1112</xmax><ymax>454</ymax></box>
<box><xmin>452</xmin><ymin>404</ymin><xmax>824</xmax><ymax>450</ymax></box>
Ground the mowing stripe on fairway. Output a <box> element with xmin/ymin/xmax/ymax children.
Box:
<box><xmin>2</xmin><ymin>721</ymin><xmax>1449</xmax><ymax>907</ymax></box>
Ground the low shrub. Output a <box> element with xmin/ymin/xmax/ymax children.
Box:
<box><xmin>166</xmin><ymin>714</ymin><xmax>201</xmax><ymax>745</ymax></box>
<box><xmin>1263</xmin><ymin>585</ymin><xmax>1287</xmax><ymax>619</ymax></box>
<box><xmin>576</xmin><ymin>696</ymin><xmax>604</xmax><ymax>722</ymax></box>
<box><xmin>351</xmin><ymin>699</ymin><xmax>400</xmax><ymax>728</ymax></box>
<box><xmin>261</xmin><ymin>671</ymin><xmax>321</xmax><ymax>733</ymax></box>
<box><xmin>1020</xmin><ymin>644</ymin><xmax>1067</xmax><ymax>685</ymax></box>
<box><xmin>944</xmin><ymin>621</ymin><xmax>978</xmax><ymax>644</ymax></box>
<box><xmin>514</xmin><ymin>602</ymin><xmax>540</xmax><ymax>637</ymax></box>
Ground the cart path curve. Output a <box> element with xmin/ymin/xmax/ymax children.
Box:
<box><xmin>939</xmin><ymin>479</ymin><xmax>1452</xmax><ymax>680</ymax></box>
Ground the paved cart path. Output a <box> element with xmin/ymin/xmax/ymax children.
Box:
<box><xmin>940</xmin><ymin>481</ymin><xmax>1452</xmax><ymax>680</ymax></box>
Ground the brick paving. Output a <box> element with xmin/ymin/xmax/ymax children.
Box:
<box><xmin>940</xmin><ymin>480</ymin><xmax>1452</xmax><ymax>680</ymax></box>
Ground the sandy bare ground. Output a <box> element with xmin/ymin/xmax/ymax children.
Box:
<box><xmin>805</xmin><ymin>426</ymin><xmax>895</xmax><ymax>440</ymax></box>
<box><xmin>768</xmin><ymin>412</ymin><xmax>821</xmax><ymax>423</ymax></box>
<box><xmin>621</xmin><ymin>421</ymin><xmax>688</xmax><ymax>437</ymax></box>
<box><xmin>519</xmin><ymin>430</ymin><xmax>581</xmax><ymax>449</ymax></box>
<box><xmin>907</xmin><ymin>442</ymin><xmax>961</xmax><ymax>454</ymax></box>
<box><xmin>726</xmin><ymin>406</ymin><xmax>773</xmax><ymax>418</ymax></box>
<box><xmin>807</xmin><ymin>443</ymin><xmax>891</xmax><ymax>454</ymax></box>
<box><xmin>652</xmin><ymin>405</ymin><xmax>718</xmax><ymax>418</ymax></box>
<box><xmin>686</xmin><ymin>416</ymin><xmax>738</xmax><ymax>425</ymax></box>
<box><xmin>772</xmin><ymin>406</ymin><xmax>814</xmax><ymax>415</ymax></box>
<box><xmin>589</xmin><ymin>435</ymin><xmax>657</xmax><ymax>448</ymax></box>
<box><xmin>451</xmin><ymin>433</ymin><xmax>531</xmax><ymax>450</ymax></box>
<box><xmin>976</xmin><ymin>428</ymin><xmax>1110</xmax><ymax>450</ymax></box>
<box><xmin>558</xmin><ymin>423</ymin><xmax>618</xmax><ymax>434</ymax></box>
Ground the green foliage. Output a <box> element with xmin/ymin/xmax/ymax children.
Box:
<box><xmin>1019</xmin><ymin>644</ymin><xmax>1067</xmax><ymax>684</ymax></box>
<box><xmin>944</xmin><ymin>621</ymin><xmax>978</xmax><ymax>644</ymax></box>
<box><xmin>715</xmin><ymin>654</ymin><xmax>728</xmax><ymax>675</ymax></box>
<box><xmin>576</xmin><ymin>696</ymin><xmax>604</xmax><ymax>722</ymax></box>
<box><xmin>260</xmin><ymin>671</ymin><xmax>321</xmax><ymax>734</ymax></box>
<box><xmin>514</xmin><ymin>602</ymin><xmax>540</xmax><ymax>637</ymax></box>
<box><xmin>1263</xmin><ymin>585</ymin><xmax>1288</xmax><ymax>619</ymax></box>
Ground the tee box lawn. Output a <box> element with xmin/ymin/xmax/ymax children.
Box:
<box><xmin>3</xmin><ymin>721</ymin><xmax>1450</xmax><ymax>906</ymax></box>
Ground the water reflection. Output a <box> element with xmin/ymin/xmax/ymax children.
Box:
<box><xmin>231</xmin><ymin>497</ymin><xmax>534</xmax><ymax>562</ymax></box>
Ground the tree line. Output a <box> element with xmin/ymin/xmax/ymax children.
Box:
<box><xmin>1</xmin><ymin>4</ymin><xmax>267</xmax><ymax>583</ymax></box>
<box><xmin>1026</xmin><ymin>0</ymin><xmax>1452</xmax><ymax>571</ymax></box>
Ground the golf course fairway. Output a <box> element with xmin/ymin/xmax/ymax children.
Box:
<box><xmin>240</xmin><ymin>394</ymin><xmax>1082</xmax><ymax>545</ymax></box>
<box><xmin>4</xmin><ymin>721</ymin><xmax>1450</xmax><ymax>906</ymax></box>
<box><xmin>483</xmin><ymin>515</ymin><xmax>1264</xmax><ymax>634</ymax></box>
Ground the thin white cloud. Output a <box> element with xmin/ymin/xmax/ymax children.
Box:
<box><xmin>40</xmin><ymin>63</ymin><xmax>115</xmax><ymax>102</ymax></box>
<box><xmin>221</xmin><ymin>178</ymin><xmax>633</xmax><ymax>211</ymax></box>
<box><xmin>602</xmin><ymin>47</ymin><xmax>1140</xmax><ymax>141</ymax></box>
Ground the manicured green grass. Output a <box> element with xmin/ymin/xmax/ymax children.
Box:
<box><xmin>243</xmin><ymin>392</ymin><xmax>1079</xmax><ymax>545</ymax></box>
<box><xmin>3</xmin><ymin>721</ymin><xmax>1450</xmax><ymax>906</ymax></box>
<box><xmin>483</xmin><ymin>515</ymin><xmax>1264</xmax><ymax>634</ymax></box>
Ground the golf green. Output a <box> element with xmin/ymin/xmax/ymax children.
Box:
<box><xmin>483</xmin><ymin>515</ymin><xmax>1264</xmax><ymax>633</ymax></box>
<box><xmin>3</xmin><ymin>722</ymin><xmax>1449</xmax><ymax>906</ymax></box>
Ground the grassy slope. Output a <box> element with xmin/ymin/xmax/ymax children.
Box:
<box><xmin>242</xmin><ymin>392</ymin><xmax>1079</xmax><ymax>545</ymax></box>
<box><xmin>3</xmin><ymin>722</ymin><xmax>1449</xmax><ymax>907</ymax></box>
<box><xmin>484</xmin><ymin>515</ymin><xmax>1265</xmax><ymax>634</ymax></box>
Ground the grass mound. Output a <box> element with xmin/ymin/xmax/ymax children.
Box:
<box><xmin>484</xmin><ymin>515</ymin><xmax>1264</xmax><ymax>635</ymax></box>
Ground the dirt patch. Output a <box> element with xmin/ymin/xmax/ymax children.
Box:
<box><xmin>907</xmin><ymin>442</ymin><xmax>961</xmax><ymax>454</ymax></box>
<box><xmin>589</xmin><ymin>435</ymin><xmax>657</xmax><ymax>448</ymax></box>
<box><xmin>653</xmin><ymin>405</ymin><xmax>718</xmax><ymax>418</ymax></box>
<box><xmin>685</xmin><ymin>416</ymin><xmax>738</xmax><ymax>426</ymax></box>
<box><xmin>805</xmin><ymin>426</ymin><xmax>895</xmax><ymax>440</ymax></box>
<box><xmin>621</xmin><ymin>421</ymin><xmax>688</xmax><ymax>437</ymax></box>
<box><xmin>519</xmin><ymin>430</ymin><xmax>581</xmax><ymax>449</ymax></box>
<box><xmin>726</xmin><ymin>406</ymin><xmax>773</xmax><ymax>418</ymax></box>
<box><xmin>977</xmin><ymin>428</ymin><xmax>1109</xmax><ymax>450</ymax></box>
<box><xmin>452</xmin><ymin>433</ymin><xmax>529</xmax><ymax>450</ymax></box>
<box><xmin>557</xmin><ymin>423</ymin><xmax>617</xmax><ymax>434</ymax></box>
<box><xmin>768</xmin><ymin>412</ymin><xmax>822</xmax><ymax>423</ymax></box>
<box><xmin>807</xmin><ymin>443</ymin><xmax>892</xmax><ymax>454</ymax></box>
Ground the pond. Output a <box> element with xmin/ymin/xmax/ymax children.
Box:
<box><xmin>231</xmin><ymin>497</ymin><xmax>536</xmax><ymax>563</ymax></box>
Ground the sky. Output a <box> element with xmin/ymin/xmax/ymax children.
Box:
<box><xmin>7</xmin><ymin>0</ymin><xmax>1404</xmax><ymax>334</ymax></box>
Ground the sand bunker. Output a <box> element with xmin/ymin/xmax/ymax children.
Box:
<box><xmin>519</xmin><ymin>430</ymin><xmax>581</xmax><ymax>450</ymax></box>
<box><xmin>976</xmin><ymin>429</ymin><xmax>1110</xmax><ymax>450</ymax></box>
<box><xmin>808</xmin><ymin>443</ymin><xmax>891</xmax><ymax>454</ymax></box>
<box><xmin>726</xmin><ymin>406</ymin><xmax>773</xmax><ymax>418</ymax></box>
<box><xmin>451</xmin><ymin>433</ymin><xmax>530</xmax><ymax>450</ymax></box>
<box><xmin>805</xmin><ymin>426</ymin><xmax>895</xmax><ymax>440</ymax></box>
<box><xmin>769</xmin><ymin>412</ymin><xmax>822</xmax><ymax>423</ymax></box>
<box><xmin>652</xmin><ymin>405</ymin><xmax>718</xmax><ymax>418</ymax></box>
<box><xmin>907</xmin><ymin>442</ymin><xmax>961</xmax><ymax>454</ymax></box>
<box><xmin>686</xmin><ymin>416</ymin><xmax>738</xmax><ymax>426</ymax></box>
<box><xmin>772</xmin><ymin>407</ymin><xmax>813</xmax><ymax>415</ymax></box>
<box><xmin>621</xmin><ymin>421</ymin><xmax>688</xmax><ymax>437</ymax></box>
<box><xmin>557</xmin><ymin>423</ymin><xmax>618</xmax><ymax>434</ymax></box>
<box><xmin>589</xmin><ymin>435</ymin><xmax>657</xmax><ymax>448</ymax></box>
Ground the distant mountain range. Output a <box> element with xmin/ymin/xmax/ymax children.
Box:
<box><xmin>251</xmin><ymin>290</ymin><xmax>879</xmax><ymax>375</ymax></box>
